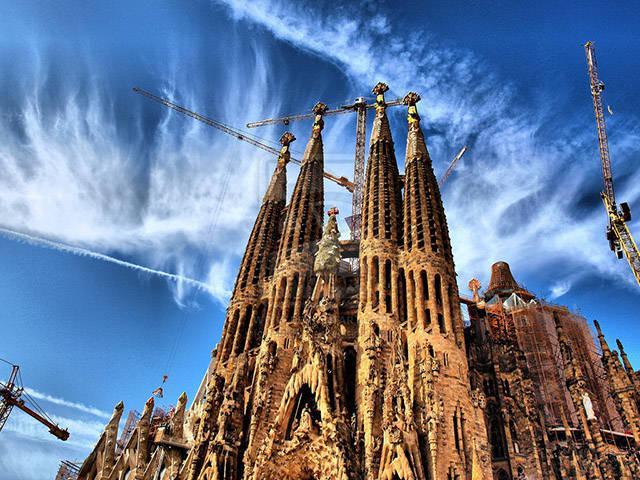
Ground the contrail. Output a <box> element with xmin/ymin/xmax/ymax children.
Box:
<box><xmin>0</xmin><ymin>226</ymin><xmax>214</xmax><ymax>294</ymax></box>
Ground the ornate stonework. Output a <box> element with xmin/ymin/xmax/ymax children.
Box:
<box><xmin>78</xmin><ymin>85</ymin><xmax>640</xmax><ymax>480</ymax></box>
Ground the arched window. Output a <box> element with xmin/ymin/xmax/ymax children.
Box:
<box><xmin>343</xmin><ymin>347</ymin><xmax>357</xmax><ymax>416</ymax></box>
<box><xmin>372</xmin><ymin>257</ymin><xmax>380</xmax><ymax>308</ymax></box>
<box><xmin>361</xmin><ymin>256</ymin><xmax>368</xmax><ymax>309</ymax></box>
<box><xmin>234</xmin><ymin>305</ymin><xmax>252</xmax><ymax>355</ymax></box>
<box><xmin>490</xmin><ymin>416</ymin><xmax>507</xmax><ymax>459</ymax></box>
<box><xmin>398</xmin><ymin>268</ymin><xmax>408</xmax><ymax>325</ymax></box>
<box><xmin>434</xmin><ymin>274</ymin><xmax>442</xmax><ymax>305</ymax></box>
<box><xmin>497</xmin><ymin>470</ymin><xmax>510</xmax><ymax>480</ymax></box>
<box><xmin>249</xmin><ymin>302</ymin><xmax>267</xmax><ymax>349</ymax></box>
<box><xmin>287</xmin><ymin>273</ymin><xmax>299</xmax><ymax>322</ymax></box>
<box><xmin>384</xmin><ymin>259</ymin><xmax>392</xmax><ymax>313</ymax></box>
<box><xmin>420</xmin><ymin>270</ymin><xmax>429</xmax><ymax>301</ymax></box>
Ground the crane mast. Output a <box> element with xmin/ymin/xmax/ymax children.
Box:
<box><xmin>247</xmin><ymin>90</ymin><xmax>405</xmax><ymax>240</ymax></box>
<box><xmin>584</xmin><ymin>41</ymin><xmax>640</xmax><ymax>285</ymax></box>
<box><xmin>132</xmin><ymin>88</ymin><xmax>354</xmax><ymax>193</ymax></box>
<box><xmin>248</xmin><ymin>89</ymin><xmax>467</xmax><ymax>239</ymax></box>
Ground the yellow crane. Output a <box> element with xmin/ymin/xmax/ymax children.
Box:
<box><xmin>584</xmin><ymin>41</ymin><xmax>640</xmax><ymax>285</ymax></box>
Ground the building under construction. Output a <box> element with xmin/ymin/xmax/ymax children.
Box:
<box><xmin>76</xmin><ymin>83</ymin><xmax>640</xmax><ymax>479</ymax></box>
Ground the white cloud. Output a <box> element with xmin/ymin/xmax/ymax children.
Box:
<box><xmin>23</xmin><ymin>387</ymin><xmax>111</xmax><ymax>420</ymax></box>
<box><xmin>0</xmin><ymin>389</ymin><xmax>110</xmax><ymax>479</ymax></box>
<box><xmin>0</xmin><ymin>41</ymin><xmax>285</xmax><ymax>307</ymax></box>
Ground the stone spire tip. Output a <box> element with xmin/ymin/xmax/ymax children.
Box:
<box><xmin>312</xmin><ymin>102</ymin><xmax>328</xmax><ymax>116</ymax></box>
<box><xmin>372</xmin><ymin>82</ymin><xmax>389</xmax><ymax>95</ymax></box>
<box><xmin>593</xmin><ymin>319</ymin><xmax>602</xmax><ymax>333</ymax></box>
<box><xmin>279</xmin><ymin>131</ymin><xmax>296</xmax><ymax>146</ymax></box>
<box><xmin>402</xmin><ymin>91</ymin><xmax>421</xmax><ymax>106</ymax></box>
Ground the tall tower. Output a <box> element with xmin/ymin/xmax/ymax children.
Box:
<box><xmin>399</xmin><ymin>92</ymin><xmax>490</xmax><ymax>479</ymax></box>
<box><xmin>183</xmin><ymin>132</ymin><xmax>295</xmax><ymax>480</ymax></box>
<box><xmin>244</xmin><ymin>102</ymin><xmax>329</xmax><ymax>476</ymax></box>
<box><xmin>356</xmin><ymin>81</ymin><xmax>406</xmax><ymax>478</ymax></box>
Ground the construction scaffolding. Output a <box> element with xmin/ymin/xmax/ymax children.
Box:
<box><xmin>54</xmin><ymin>460</ymin><xmax>80</xmax><ymax>480</ymax></box>
<box><xmin>494</xmin><ymin>301</ymin><xmax>622</xmax><ymax>432</ymax></box>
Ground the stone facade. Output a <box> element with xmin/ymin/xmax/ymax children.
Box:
<box><xmin>77</xmin><ymin>84</ymin><xmax>640</xmax><ymax>480</ymax></box>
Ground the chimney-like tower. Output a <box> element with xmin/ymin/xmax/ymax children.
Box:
<box><xmin>484</xmin><ymin>261</ymin><xmax>534</xmax><ymax>301</ymax></box>
<box><xmin>216</xmin><ymin>132</ymin><xmax>294</xmax><ymax>365</ymax></box>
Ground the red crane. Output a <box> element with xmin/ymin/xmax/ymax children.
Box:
<box><xmin>0</xmin><ymin>359</ymin><xmax>70</xmax><ymax>441</ymax></box>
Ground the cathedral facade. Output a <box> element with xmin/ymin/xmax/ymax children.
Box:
<box><xmin>77</xmin><ymin>84</ymin><xmax>640</xmax><ymax>480</ymax></box>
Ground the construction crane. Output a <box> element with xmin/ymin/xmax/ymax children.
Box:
<box><xmin>132</xmin><ymin>88</ymin><xmax>354</xmax><ymax>193</ymax></box>
<box><xmin>247</xmin><ymin>83</ymin><xmax>405</xmax><ymax>240</ymax></box>
<box><xmin>584</xmin><ymin>41</ymin><xmax>640</xmax><ymax>285</ymax></box>
<box><xmin>0</xmin><ymin>359</ymin><xmax>70</xmax><ymax>441</ymax></box>
<box><xmin>439</xmin><ymin>146</ymin><xmax>468</xmax><ymax>187</ymax></box>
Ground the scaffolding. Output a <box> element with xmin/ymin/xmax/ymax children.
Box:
<box><xmin>488</xmin><ymin>300</ymin><xmax>621</xmax><ymax>433</ymax></box>
<box><xmin>116</xmin><ymin>410</ymin><xmax>140</xmax><ymax>453</ymax></box>
<box><xmin>54</xmin><ymin>460</ymin><xmax>80</xmax><ymax>480</ymax></box>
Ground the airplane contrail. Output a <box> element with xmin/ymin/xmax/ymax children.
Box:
<box><xmin>0</xmin><ymin>226</ymin><xmax>214</xmax><ymax>294</ymax></box>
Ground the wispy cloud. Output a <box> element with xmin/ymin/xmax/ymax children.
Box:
<box><xmin>0</xmin><ymin>390</ymin><xmax>109</xmax><ymax>479</ymax></box>
<box><xmin>24</xmin><ymin>387</ymin><xmax>111</xmax><ymax>420</ymax></box>
<box><xmin>0</xmin><ymin>227</ymin><xmax>214</xmax><ymax>294</ymax></box>
<box><xmin>216</xmin><ymin>0</ymin><xmax>640</xmax><ymax>297</ymax></box>
<box><xmin>0</xmin><ymin>39</ymin><xmax>286</xmax><ymax>307</ymax></box>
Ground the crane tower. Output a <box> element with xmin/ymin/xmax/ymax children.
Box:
<box><xmin>584</xmin><ymin>41</ymin><xmax>640</xmax><ymax>285</ymax></box>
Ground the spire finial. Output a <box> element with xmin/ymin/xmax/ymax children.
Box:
<box><xmin>312</xmin><ymin>102</ymin><xmax>327</xmax><ymax>137</ymax></box>
<box><xmin>468</xmin><ymin>278</ymin><xmax>481</xmax><ymax>303</ymax></box>
<box><xmin>593</xmin><ymin>319</ymin><xmax>612</xmax><ymax>354</ymax></box>
<box><xmin>277</xmin><ymin>132</ymin><xmax>296</xmax><ymax>166</ymax></box>
<box><xmin>280</xmin><ymin>131</ymin><xmax>296</xmax><ymax>147</ymax></box>
<box><xmin>593</xmin><ymin>319</ymin><xmax>603</xmax><ymax>335</ymax></box>
<box><xmin>403</xmin><ymin>91</ymin><xmax>421</xmax><ymax>126</ymax></box>
<box><xmin>372</xmin><ymin>82</ymin><xmax>389</xmax><ymax>107</ymax></box>
<box><xmin>616</xmin><ymin>338</ymin><xmax>625</xmax><ymax>353</ymax></box>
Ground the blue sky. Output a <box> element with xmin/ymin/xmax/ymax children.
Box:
<box><xmin>1</xmin><ymin>1</ymin><xmax>639</xmax><ymax>477</ymax></box>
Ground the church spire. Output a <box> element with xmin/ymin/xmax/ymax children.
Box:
<box><xmin>99</xmin><ymin>401</ymin><xmax>124</xmax><ymax>480</ymax></box>
<box><xmin>276</xmin><ymin>103</ymin><xmax>326</xmax><ymax>264</ymax></box>
<box><xmin>594</xmin><ymin>320</ymin><xmax>640</xmax><ymax>442</ymax></box>
<box><xmin>234</xmin><ymin>131</ymin><xmax>293</xmax><ymax>294</ymax></box>
<box><xmin>216</xmin><ymin>133</ymin><xmax>294</xmax><ymax>364</ymax></box>
<box><xmin>617</xmin><ymin>338</ymin><xmax>635</xmax><ymax>374</ymax></box>
<box><xmin>401</xmin><ymin>91</ymin><xmax>451</xmax><ymax>258</ymax></box>
<box><xmin>361</xmin><ymin>82</ymin><xmax>403</xmax><ymax>244</ymax></box>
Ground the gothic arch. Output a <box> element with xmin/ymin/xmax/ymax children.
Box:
<box><xmin>273</xmin><ymin>364</ymin><xmax>331</xmax><ymax>440</ymax></box>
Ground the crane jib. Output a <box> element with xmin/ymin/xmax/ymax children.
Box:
<box><xmin>132</xmin><ymin>87</ymin><xmax>353</xmax><ymax>191</ymax></box>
